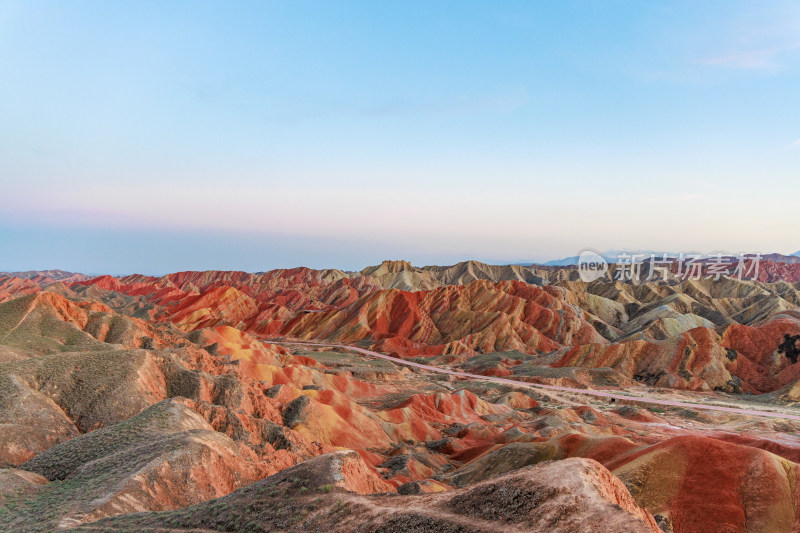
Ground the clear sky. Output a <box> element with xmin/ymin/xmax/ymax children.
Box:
<box><xmin>2</xmin><ymin>0</ymin><xmax>799</xmax><ymax>274</ymax></box>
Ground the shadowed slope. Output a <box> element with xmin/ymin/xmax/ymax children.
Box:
<box><xmin>2</xmin><ymin>399</ymin><xmax>266</xmax><ymax>532</ymax></box>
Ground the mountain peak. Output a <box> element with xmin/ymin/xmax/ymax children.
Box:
<box><xmin>361</xmin><ymin>260</ymin><xmax>416</xmax><ymax>276</ymax></box>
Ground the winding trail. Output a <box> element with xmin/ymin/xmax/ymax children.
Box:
<box><xmin>282</xmin><ymin>341</ymin><xmax>800</xmax><ymax>422</ymax></box>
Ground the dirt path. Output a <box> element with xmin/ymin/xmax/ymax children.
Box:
<box><xmin>279</xmin><ymin>341</ymin><xmax>800</xmax><ymax>422</ymax></box>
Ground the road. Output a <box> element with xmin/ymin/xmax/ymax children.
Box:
<box><xmin>281</xmin><ymin>341</ymin><xmax>800</xmax><ymax>422</ymax></box>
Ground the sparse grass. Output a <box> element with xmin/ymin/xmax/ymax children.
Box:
<box><xmin>675</xmin><ymin>408</ymin><xmax>700</xmax><ymax>419</ymax></box>
<box><xmin>295</xmin><ymin>350</ymin><xmax>395</xmax><ymax>372</ymax></box>
<box><xmin>331</xmin><ymin>498</ymin><xmax>346</xmax><ymax>515</ymax></box>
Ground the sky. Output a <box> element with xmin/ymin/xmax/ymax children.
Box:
<box><xmin>1</xmin><ymin>0</ymin><xmax>799</xmax><ymax>275</ymax></box>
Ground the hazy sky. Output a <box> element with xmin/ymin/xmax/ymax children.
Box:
<box><xmin>2</xmin><ymin>1</ymin><xmax>799</xmax><ymax>274</ymax></box>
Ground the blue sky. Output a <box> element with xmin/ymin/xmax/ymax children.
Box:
<box><xmin>1</xmin><ymin>0</ymin><xmax>799</xmax><ymax>274</ymax></box>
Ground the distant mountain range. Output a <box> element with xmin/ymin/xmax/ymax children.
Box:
<box><xmin>0</xmin><ymin>269</ymin><xmax>89</xmax><ymax>281</ymax></box>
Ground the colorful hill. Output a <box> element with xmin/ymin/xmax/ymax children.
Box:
<box><xmin>0</xmin><ymin>260</ymin><xmax>799</xmax><ymax>532</ymax></box>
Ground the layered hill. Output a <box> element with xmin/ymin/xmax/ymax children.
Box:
<box><xmin>37</xmin><ymin>260</ymin><xmax>799</xmax><ymax>394</ymax></box>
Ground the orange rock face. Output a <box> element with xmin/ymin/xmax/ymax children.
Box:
<box><xmin>555</xmin><ymin>313</ymin><xmax>800</xmax><ymax>393</ymax></box>
<box><xmin>608</xmin><ymin>435</ymin><xmax>800</xmax><ymax>533</ymax></box>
